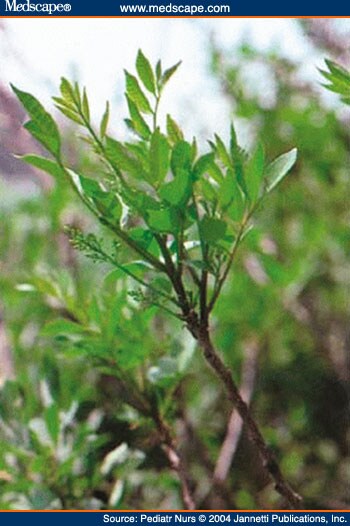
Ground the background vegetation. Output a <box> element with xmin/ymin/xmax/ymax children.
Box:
<box><xmin>0</xmin><ymin>19</ymin><xmax>349</xmax><ymax>510</ymax></box>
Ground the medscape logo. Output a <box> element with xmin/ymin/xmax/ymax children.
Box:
<box><xmin>4</xmin><ymin>0</ymin><xmax>72</xmax><ymax>13</ymax></box>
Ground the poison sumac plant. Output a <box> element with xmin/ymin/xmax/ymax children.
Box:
<box><xmin>12</xmin><ymin>51</ymin><xmax>301</xmax><ymax>509</ymax></box>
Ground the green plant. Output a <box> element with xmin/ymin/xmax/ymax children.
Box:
<box><xmin>0</xmin><ymin>376</ymin><xmax>105</xmax><ymax>510</ymax></box>
<box><xmin>208</xmin><ymin>38</ymin><xmax>349</xmax><ymax>509</ymax></box>
<box><xmin>12</xmin><ymin>50</ymin><xmax>301</xmax><ymax>509</ymax></box>
<box><xmin>320</xmin><ymin>59</ymin><xmax>350</xmax><ymax>104</ymax></box>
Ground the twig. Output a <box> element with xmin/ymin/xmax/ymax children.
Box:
<box><xmin>152</xmin><ymin>409</ymin><xmax>196</xmax><ymax>510</ymax></box>
<box><xmin>214</xmin><ymin>339</ymin><xmax>259</xmax><ymax>484</ymax></box>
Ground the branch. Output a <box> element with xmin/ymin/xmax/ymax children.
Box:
<box><xmin>214</xmin><ymin>339</ymin><xmax>259</xmax><ymax>484</ymax></box>
<box><xmin>152</xmin><ymin>409</ymin><xmax>196</xmax><ymax>510</ymax></box>
<box><xmin>154</xmin><ymin>234</ymin><xmax>192</xmax><ymax>317</ymax></box>
<box><xmin>183</xmin><ymin>256</ymin><xmax>201</xmax><ymax>288</ymax></box>
<box><xmin>0</xmin><ymin>309</ymin><xmax>15</xmax><ymax>388</ymax></box>
<box><xmin>195</xmin><ymin>324</ymin><xmax>303</xmax><ymax>509</ymax></box>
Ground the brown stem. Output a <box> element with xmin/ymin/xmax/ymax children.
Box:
<box><xmin>155</xmin><ymin>234</ymin><xmax>192</xmax><ymax>317</ymax></box>
<box><xmin>152</xmin><ymin>410</ymin><xmax>196</xmax><ymax>510</ymax></box>
<box><xmin>195</xmin><ymin>324</ymin><xmax>303</xmax><ymax>509</ymax></box>
<box><xmin>214</xmin><ymin>339</ymin><xmax>259</xmax><ymax>484</ymax></box>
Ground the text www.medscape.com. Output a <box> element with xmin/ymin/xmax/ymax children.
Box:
<box><xmin>119</xmin><ymin>1</ymin><xmax>230</xmax><ymax>14</ymax></box>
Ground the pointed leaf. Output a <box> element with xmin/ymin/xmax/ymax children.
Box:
<box><xmin>214</xmin><ymin>134</ymin><xmax>231</xmax><ymax>169</ymax></box>
<box><xmin>218</xmin><ymin>168</ymin><xmax>236</xmax><ymax>209</ymax></box>
<box><xmin>161</xmin><ymin>61</ymin><xmax>181</xmax><ymax>87</ymax></box>
<box><xmin>55</xmin><ymin>104</ymin><xmax>83</xmax><ymax>125</ymax></box>
<box><xmin>193</xmin><ymin>153</ymin><xmax>215</xmax><ymax>181</ymax></box>
<box><xmin>105</xmin><ymin>137</ymin><xmax>148</xmax><ymax>181</ymax></box>
<box><xmin>125</xmin><ymin>71</ymin><xmax>152</xmax><ymax>114</ymax></box>
<box><xmin>126</xmin><ymin>95</ymin><xmax>151</xmax><ymax>140</ymax></box>
<box><xmin>82</xmin><ymin>88</ymin><xmax>90</xmax><ymax>122</ymax></box>
<box><xmin>230</xmin><ymin>124</ymin><xmax>247</xmax><ymax>196</ymax></box>
<box><xmin>19</xmin><ymin>155</ymin><xmax>65</xmax><ymax>180</ymax></box>
<box><xmin>59</xmin><ymin>78</ymin><xmax>77</xmax><ymax>107</ymax></box>
<box><xmin>12</xmin><ymin>85</ymin><xmax>61</xmax><ymax>157</ymax></box>
<box><xmin>171</xmin><ymin>140</ymin><xmax>192</xmax><ymax>176</ymax></box>
<box><xmin>265</xmin><ymin>148</ymin><xmax>297</xmax><ymax>193</ymax></box>
<box><xmin>166</xmin><ymin>114</ymin><xmax>183</xmax><ymax>144</ymax></box>
<box><xmin>136</xmin><ymin>49</ymin><xmax>156</xmax><ymax>95</ymax></box>
<box><xmin>246</xmin><ymin>142</ymin><xmax>265</xmax><ymax>203</ymax></box>
<box><xmin>156</xmin><ymin>60</ymin><xmax>162</xmax><ymax>83</ymax></box>
<box><xmin>325</xmin><ymin>59</ymin><xmax>350</xmax><ymax>83</ymax></box>
<box><xmin>24</xmin><ymin>121</ymin><xmax>60</xmax><ymax>158</ymax></box>
<box><xmin>41</xmin><ymin>319</ymin><xmax>84</xmax><ymax>337</ymax></box>
<box><xmin>100</xmin><ymin>101</ymin><xmax>110</xmax><ymax>138</ymax></box>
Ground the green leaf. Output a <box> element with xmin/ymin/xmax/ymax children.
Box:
<box><xmin>12</xmin><ymin>85</ymin><xmax>61</xmax><ymax>157</ymax></box>
<box><xmin>59</xmin><ymin>77</ymin><xmax>77</xmax><ymax>107</ymax></box>
<box><xmin>18</xmin><ymin>155</ymin><xmax>64</xmax><ymax>180</ymax></box>
<box><xmin>219</xmin><ymin>169</ymin><xmax>246</xmax><ymax>221</ymax></box>
<box><xmin>265</xmin><ymin>148</ymin><xmax>297</xmax><ymax>193</ymax></box>
<box><xmin>128</xmin><ymin>228</ymin><xmax>153</xmax><ymax>250</ymax></box>
<box><xmin>171</xmin><ymin>140</ymin><xmax>192</xmax><ymax>176</ymax></box>
<box><xmin>166</xmin><ymin>114</ymin><xmax>183</xmax><ymax>144</ymax></box>
<box><xmin>41</xmin><ymin>319</ymin><xmax>84</xmax><ymax>337</ymax></box>
<box><xmin>45</xmin><ymin>404</ymin><xmax>60</xmax><ymax>443</ymax></box>
<box><xmin>79</xmin><ymin>176</ymin><xmax>122</xmax><ymax>222</ymax></box>
<box><xmin>24</xmin><ymin>121</ymin><xmax>60</xmax><ymax>159</ymax></box>
<box><xmin>100</xmin><ymin>101</ymin><xmax>110</xmax><ymax>138</ymax></box>
<box><xmin>193</xmin><ymin>153</ymin><xmax>215</xmax><ymax>181</ymax></box>
<box><xmin>125</xmin><ymin>71</ymin><xmax>152</xmax><ymax>114</ymax></box>
<box><xmin>199</xmin><ymin>178</ymin><xmax>217</xmax><ymax>202</ymax></box>
<box><xmin>228</xmin><ymin>187</ymin><xmax>246</xmax><ymax>223</ymax></box>
<box><xmin>147</xmin><ymin>208</ymin><xmax>178</xmax><ymax>234</ymax></box>
<box><xmin>218</xmin><ymin>168</ymin><xmax>236</xmax><ymax>209</ymax></box>
<box><xmin>161</xmin><ymin>61</ymin><xmax>182</xmax><ymax>88</ymax></box>
<box><xmin>214</xmin><ymin>134</ymin><xmax>231</xmax><ymax>169</ymax></box>
<box><xmin>125</xmin><ymin>95</ymin><xmax>151</xmax><ymax>140</ymax></box>
<box><xmin>320</xmin><ymin>60</ymin><xmax>350</xmax><ymax>104</ymax></box>
<box><xmin>149</xmin><ymin>129</ymin><xmax>170</xmax><ymax>186</ymax></box>
<box><xmin>55</xmin><ymin>105</ymin><xmax>83</xmax><ymax>125</ymax></box>
<box><xmin>73</xmin><ymin>82</ymin><xmax>81</xmax><ymax>106</ymax></box>
<box><xmin>82</xmin><ymin>88</ymin><xmax>90</xmax><ymax>122</ymax></box>
<box><xmin>246</xmin><ymin>142</ymin><xmax>265</xmax><ymax>203</ymax></box>
<box><xmin>155</xmin><ymin>60</ymin><xmax>162</xmax><ymax>83</ymax></box>
<box><xmin>65</xmin><ymin>168</ymin><xmax>122</xmax><ymax>223</ymax></box>
<box><xmin>159</xmin><ymin>169</ymin><xmax>191</xmax><ymax>206</ymax></box>
<box><xmin>136</xmin><ymin>49</ymin><xmax>156</xmax><ymax>95</ymax></box>
<box><xmin>230</xmin><ymin>124</ymin><xmax>247</xmax><ymax>196</ymax></box>
<box><xmin>325</xmin><ymin>59</ymin><xmax>350</xmax><ymax>83</ymax></box>
<box><xmin>121</xmin><ymin>187</ymin><xmax>158</xmax><ymax>218</ymax></box>
<box><xmin>106</xmin><ymin>137</ymin><xmax>148</xmax><ymax>181</ymax></box>
<box><xmin>200</xmin><ymin>216</ymin><xmax>227</xmax><ymax>244</ymax></box>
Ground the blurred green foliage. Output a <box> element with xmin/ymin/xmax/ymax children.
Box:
<box><xmin>0</xmin><ymin>24</ymin><xmax>349</xmax><ymax>510</ymax></box>
<box><xmin>209</xmin><ymin>38</ymin><xmax>349</xmax><ymax>507</ymax></box>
